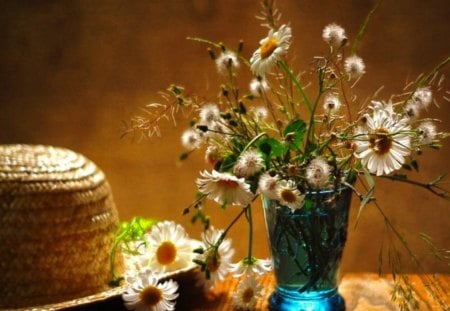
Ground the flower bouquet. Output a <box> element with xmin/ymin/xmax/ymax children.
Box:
<box><xmin>119</xmin><ymin>1</ymin><xmax>449</xmax><ymax>310</ymax></box>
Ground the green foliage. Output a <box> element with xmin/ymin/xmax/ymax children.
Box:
<box><xmin>283</xmin><ymin>119</ymin><xmax>307</xmax><ymax>151</ymax></box>
<box><xmin>110</xmin><ymin>217</ymin><xmax>158</xmax><ymax>285</ymax></box>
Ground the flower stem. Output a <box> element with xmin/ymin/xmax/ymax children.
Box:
<box><xmin>278</xmin><ymin>60</ymin><xmax>312</xmax><ymax>113</ymax></box>
<box><xmin>246</xmin><ymin>205</ymin><xmax>254</xmax><ymax>260</ymax></box>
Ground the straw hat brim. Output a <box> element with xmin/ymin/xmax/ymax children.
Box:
<box><xmin>8</xmin><ymin>264</ymin><xmax>199</xmax><ymax>311</ymax></box>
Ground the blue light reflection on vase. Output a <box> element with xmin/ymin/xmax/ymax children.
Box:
<box><xmin>262</xmin><ymin>186</ymin><xmax>353</xmax><ymax>311</ymax></box>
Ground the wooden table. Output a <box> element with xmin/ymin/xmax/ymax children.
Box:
<box><xmin>194</xmin><ymin>273</ymin><xmax>449</xmax><ymax>311</ymax></box>
<box><xmin>22</xmin><ymin>272</ymin><xmax>450</xmax><ymax>310</ymax></box>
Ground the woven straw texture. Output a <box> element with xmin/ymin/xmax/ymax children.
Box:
<box><xmin>0</xmin><ymin>144</ymin><xmax>121</xmax><ymax>309</ymax></box>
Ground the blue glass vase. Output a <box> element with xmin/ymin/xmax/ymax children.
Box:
<box><xmin>262</xmin><ymin>186</ymin><xmax>353</xmax><ymax>311</ymax></box>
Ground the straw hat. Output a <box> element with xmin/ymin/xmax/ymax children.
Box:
<box><xmin>0</xmin><ymin>144</ymin><xmax>124</xmax><ymax>310</ymax></box>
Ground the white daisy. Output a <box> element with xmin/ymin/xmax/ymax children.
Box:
<box><xmin>231</xmin><ymin>257</ymin><xmax>272</xmax><ymax>278</ymax></box>
<box><xmin>258</xmin><ymin>172</ymin><xmax>280</xmax><ymax>200</ymax></box>
<box><xmin>344</xmin><ymin>55</ymin><xmax>366</xmax><ymax>79</ymax></box>
<box><xmin>277</xmin><ymin>179</ymin><xmax>305</xmax><ymax>212</ymax></box>
<box><xmin>199</xmin><ymin>227</ymin><xmax>235</xmax><ymax>286</ymax></box>
<box><xmin>249</xmin><ymin>78</ymin><xmax>270</xmax><ymax>97</ymax></box>
<box><xmin>322</xmin><ymin>23</ymin><xmax>347</xmax><ymax>47</ymax></box>
<box><xmin>196</xmin><ymin>170</ymin><xmax>254</xmax><ymax>206</ymax></box>
<box><xmin>250</xmin><ymin>24</ymin><xmax>292</xmax><ymax>77</ymax></box>
<box><xmin>123</xmin><ymin>271</ymin><xmax>179</xmax><ymax>311</ymax></box>
<box><xmin>417</xmin><ymin>121</ymin><xmax>436</xmax><ymax>145</ymax></box>
<box><xmin>144</xmin><ymin>221</ymin><xmax>194</xmax><ymax>274</ymax></box>
<box><xmin>232</xmin><ymin>276</ymin><xmax>263</xmax><ymax>311</ymax></box>
<box><xmin>233</xmin><ymin>149</ymin><xmax>265</xmax><ymax>177</ymax></box>
<box><xmin>215</xmin><ymin>50</ymin><xmax>240</xmax><ymax>75</ymax></box>
<box><xmin>305</xmin><ymin>157</ymin><xmax>332</xmax><ymax>189</ymax></box>
<box><xmin>354</xmin><ymin>106</ymin><xmax>412</xmax><ymax>176</ymax></box>
<box><xmin>199</xmin><ymin>104</ymin><xmax>221</xmax><ymax>126</ymax></box>
<box><xmin>181</xmin><ymin>128</ymin><xmax>204</xmax><ymax>150</ymax></box>
<box><xmin>323</xmin><ymin>94</ymin><xmax>341</xmax><ymax>114</ymax></box>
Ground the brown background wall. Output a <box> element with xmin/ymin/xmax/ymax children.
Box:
<box><xmin>0</xmin><ymin>0</ymin><xmax>449</xmax><ymax>273</ymax></box>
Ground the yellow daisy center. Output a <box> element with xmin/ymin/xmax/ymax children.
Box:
<box><xmin>260</xmin><ymin>38</ymin><xmax>278</xmax><ymax>59</ymax></box>
<box><xmin>280</xmin><ymin>189</ymin><xmax>296</xmax><ymax>203</ymax></box>
<box><xmin>139</xmin><ymin>285</ymin><xmax>162</xmax><ymax>306</ymax></box>
<box><xmin>369</xmin><ymin>129</ymin><xmax>392</xmax><ymax>155</ymax></box>
<box><xmin>156</xmin><ymin>241</ymin><xmax>177</xmax><ymax>265</ymax></box>
<box><xmin>242</xmin><ymin>287</ymin><xmax>254</xmax><ymax>303</ymax></box>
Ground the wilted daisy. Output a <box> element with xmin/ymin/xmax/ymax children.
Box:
<box><xmin>123</xmin><ymin>271</ymin><xmax>179</xmax><ymax>311</ymax></box>
<box><xmin>322</xmin><ymin>23</ymin><xmax>347</xmax><ymax>47</ymax></box>
<box><xmin>417</xmin><ymin>121</ymin><xmax>437</xmax><ymax>145</ymax></box>
<box><xmin>344</xmin><ymin>55</ymin><xmax>366</xmax><ymax>78</ymax></box>
<box><xmin>199</xmin><ymin>227</ymin><xmax>235</xmax><ymax>285</ymax></box>
<box><xmin>258</xmin><ymin>172</ymin><xmax>280</xmax><ymax>200</ymax></box>
<box><xmin>233</xmin><ymin>149</ymin><xmax>265</xmax><ymax>177</ymax></box>
<box><xmin>205</xmin><ymin>144</ymin><xmax>222</xmax><ymax>165</ymax></box>
<box><xmin>215</xmin><ymin>50</ymin><xmax>240</xmax><ymax>75</ymax></box>
<box><xmin>144</xmin><ymin>221</ymin><xmax>194</xmax><ymax>274</ymax></box>
<box><xmin>355</xmin><ymin>106</ymin><xmax>411</xmax><ymax>176</ymax></box>
<box><xmin>412</xmin><ymin>87</ymin><xmax>433</xmax><ymax>109</ymax></box>
<box><xmin>249</xmin><ymin>78</ymin><xmax>270</xmax><ymax>97</ymax></box>
<box><xmin>231</xmin><ymin>257</ymin><xmax>272</xmax><ymax>278</ymax></box>
<box><xmin>250</xmin><ymin>24</ymin><xmax>292</xmax><ymax>77</ymax></box>
<box><xmin>196</xmin><ymin>170</ymin><xmax>254</xmax><ymax>206</ymax></box>
<box><xmin>181</xmin><ymin>128</ymin><xmax>204</xmax><ymax>150</ymax></box>
<box><xmin>323</xmin><ymin>94</ymin><xmax>341</xmax><ymax>114</ymax></box>
<box><xmin>232</xmin><ymin>276</ymin><xmax>263</xmax><ymax>311</ymax></box>
<box><xmin>199</xmin><ymin>103</ymin><xmax>221</xmax><ymax>126</ymax></box>
<box><xmin>305</xmin><ymin>157</ymin><xmax>332</xmax><ymax>189</ymax></box>
<box><xmin>277</xmin><ymin>179</ymin><xmax>305</xmax><ymax>212</ymax></box>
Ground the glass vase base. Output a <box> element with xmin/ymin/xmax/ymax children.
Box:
<box><xmin>268</xmin><ymin>288</ymin><xmax>345</xmax><ymax>311</ymax></box>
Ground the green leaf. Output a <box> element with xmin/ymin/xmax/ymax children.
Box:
<box><xmin>283</xmin><ymin>119</ymin><xmax>307</xmax><ymax>150</ymax></box>
<box><xmin>220</xmin><ymin>154</ymin><xmax>237</xmax><ymax>171</ymax></box>
<box><xmin>303</xmin><ymin>198</ymin><xmax>313</xmax><ymax>210</ymax></box>
<box><xmin>257</xmin><ymin>138</ymin><xmax>285</xmax><ymax>160</ymax></box>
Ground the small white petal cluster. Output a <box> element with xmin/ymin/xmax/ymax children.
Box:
<box><xmin>181</xmin><ymin>128</ymin><xmax>204</xmax><ymax>150</ymax></box>
<box><xmin>322</xmin><ymin>23</ymin><xmax>347</xmax><ymax>47</ymax></box>
<box><xmin>258</xmin><ymin>173</ymin><xmax>280</xmax><ymax>200</ymax></box>
<box><xmin>233</xmin><ymin>149</ymin><xmax>265</xmax><ymax>177</ymax></box>
<box><xmin>249</xmin><ymin>78</ymin><xmax>270</xmax><ymax>97</ymax></box>
<box><xmin>404</xmin><ymin>87</ymin><xmax>433</xmax><ymax>120</ymax></box>
<box><xmin>323</xmin><ymin>94</ymin><xmax>341</xmax><ymax>114</ymax></box>
<box><xmin>199</xmin><ymin>103</ymin><xmax>221</xmax><ymax>126</ymax></box>
<box><xmin>344</xmin><ymin>55</ymin><xmax>366</xmax><ymax>79</ymax></box>
<box><xmin>416</xmin><ymin>121</ymin><xmax>437</xmax><ymax>145</ymax></box>
<box><xmin>215</xmin><ymin>50</ymin><xmax>240</xmax><ymax>75</ymax></box>
<box><xmin>305</xmin><ymin>157</ymin><xmax>332</xmax><ymax>189</ymax></box>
